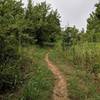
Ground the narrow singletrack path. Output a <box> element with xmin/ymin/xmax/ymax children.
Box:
<box><xmin>45</xmin><ymin>53</ymin><xmax>69</xmax><ymax>100</ymax></box>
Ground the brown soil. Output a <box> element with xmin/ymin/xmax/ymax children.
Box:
<box><xmin>45</xmin><ymin>53</ymin><xmax>69</xmax><ymax>100</ymax></box>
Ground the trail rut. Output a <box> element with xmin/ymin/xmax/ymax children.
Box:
<box><xmin>45</xmin><ymin>53</ymin><xmax>69</xmax><ymax>100</ymax></box>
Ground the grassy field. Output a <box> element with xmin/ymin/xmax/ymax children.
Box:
<box><xmin>2</xmin><ymin>46</ymin><xmax>54</xmax><ymax>100</ymax></box>
<box><xmin>49</xmin><ymin>42</ymin><xmax>100</xmax><ymax>100</ymax></box>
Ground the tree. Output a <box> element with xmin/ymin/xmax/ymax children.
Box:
<box><xmin>25</xmin><ymin>0</ymin><xmax>33</xmax><ymax>19</ymax></box>
<box><xmin>25</xmin><ymin>1</ymin><xmax>61</xmax><ymax>46</ymax></box>
<box><xmin>62</xmin><ymin>26</ymin><xmax>79</xmax><ymax>49</ymax></box>
<box><xmin>0</xmin><ymin>0</ymin><xmax>24</xmax><ymax>62</ymax></box>
<box><xmin>86</xmin><ymin>2</ymin><xmax>100</xmax><ymax>42</ymax></box>
<box><xmin>0</xmin><ymin>0</ymin><xmax>24</xmax><ymax>91</ymax></box>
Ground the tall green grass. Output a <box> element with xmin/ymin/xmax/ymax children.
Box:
<box><xmin>49</xmin><ymin>42</ymin><xmax>100</xmax><ymax>100</ymax></box>
<box><xmin>66</xmin><ymin>42</ymin><xmax>100</xmax><ymax>74</ymax></box>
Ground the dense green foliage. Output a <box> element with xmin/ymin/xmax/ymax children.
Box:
<box><xmin>24</xmin><ymin>0</ymin><xmax>61</xmax><ymax>46</ymax></box>
<box><xmin>0</xmin><ymin>0</ymin><xmax>24</xmax><ymax>92</ymax></box>
<box><xmin>0</xmin><ymin>0</ymin><xmax>59</xmax><ymax>96</ymax></box>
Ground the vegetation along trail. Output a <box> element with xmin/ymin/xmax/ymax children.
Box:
<box><xmin>45</xmin><ymin>53</ymin><xmax>69</xmax><ymax>100</ymax></box>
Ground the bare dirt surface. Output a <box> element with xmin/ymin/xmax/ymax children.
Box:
<box><xmin>45</xmin><ymin>53</ymin><xmax>69</xmax><ymax>100</ymax></box>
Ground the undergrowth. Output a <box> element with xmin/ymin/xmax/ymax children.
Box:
<box><xmin>1</xmin><ymin>46</ymin><xmax>54</xmax><ymax>100</ymax></box>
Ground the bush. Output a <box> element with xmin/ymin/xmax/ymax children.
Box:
<box><xmin>0</xmin><ymin>63</ymin><xmax>22</xmax><ymax>93</ymax></box>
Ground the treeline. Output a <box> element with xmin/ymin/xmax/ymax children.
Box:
<box><xmin>24</xmin><ymin>0</ymin><xmax>61</xmax><ymax>46</ymax></box>
<box><xmin>0</xmin><ymin>0</ymin><xmax>60</xmax><ymax>92</ymax></box>
<box><xmin>63</xmin><ymin>2</ymin><xmax>100</xmax><ymax>48</ymax></box>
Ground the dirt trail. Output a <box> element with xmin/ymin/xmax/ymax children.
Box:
<box><xmin>45</xmin><ymin>53</ymin><xmax>69</xmax><ymax>100</ymax></box>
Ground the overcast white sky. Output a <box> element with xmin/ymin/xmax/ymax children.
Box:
<box><xmin>23</xmin><ymin>0</ymin><xmax>99</xmax><ymax>30</ymax></box>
